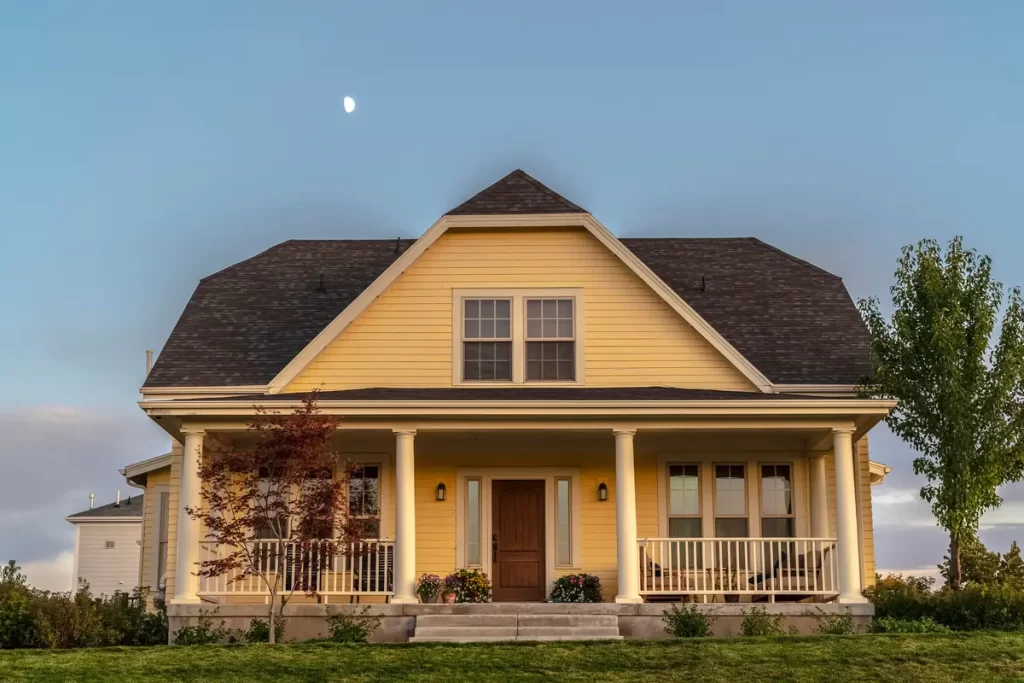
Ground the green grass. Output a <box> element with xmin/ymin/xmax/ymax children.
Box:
<box><xmin>1</xmin><ymin>633</ymin><xmax>1023</xmax><ymax>682</ymax></box>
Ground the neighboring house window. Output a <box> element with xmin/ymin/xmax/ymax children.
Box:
<box><xmin>760</xmin><ymin>464</ymin><xmax>794</xmax><ymax>537</ymax></box>
<box><xmin>104</xmin><ymin>540</ymin><xmax>115</xmax><ymax>549</ymax></box>
<box><xmin>462</xmin><ymin>299</ymin><xmax>512</xmax><ymax>381</ymax></box>
<box><xmin>157</xmin><ymin>491</ymin><xmax>170</xmax><ymax>592</ymax></box>
<box><xmin>465</xmin><ymin>478</ymin><xmax>482</xmax><ymax>566</ymax></box>
<box><xmin>555</xmin><ymin>477</ymin><xmax>572</xmax><ymax>566</ymax></box>
<box><xmin>713</xmin><ymin>464</ymin><xmax>748</xmax><ymax>538</ymax></box>
<box><xmin>525</xmin><ymin>299</ymin><xmax>575</xmax><ymax>381</ymax></box>
<box><xmin>349</xmin><ymin>465</ymin><xmax>381</xmax><ymax>538</ymax></box>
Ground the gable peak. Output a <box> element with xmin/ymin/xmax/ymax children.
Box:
<box><xmin>445</xmin><ymin>169</ymin><xmax>587</xmax><ymax>216</ymax></box>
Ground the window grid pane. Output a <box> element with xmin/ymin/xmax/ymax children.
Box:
<box><xmin>526</xmin><ymin>299</ymin><xmax>574</xmax><ymax>340</ymax></box>
<box><xmin>714</xmin><ymin>464</ymin><xmax>746</xmax><ymax>516</ymax></box>
<box><xmin>525</xmin><ymin>342</ymin><xmax>574</xmax><ymax>381</ymax></box>
<box><xmin>668</xmin><ymin>464</ymin><xmax>700</xmax><ymax>516</ymax></box>
<box><xmin>463</xmin><ymin>299</ymin><xmax>511</xmax><ymax>340</ymax></box>
<box><xmin>466</xmin><ymin>479</ymin><xmax>481</xmax><ymax>565</ymax></box>
<box><xmin>556</xmin><ymin>478</ymin><xmax>571</xmax><ymax>566</ymax></box>
<box><xmin>463</xmin><ymin>341</ymin><xmax>512</xmax><ymax>381</ymax></box>
<box><xmin>760</xmin><ymin>465</ymin><xmax>792</xmax><ymax>517</ymax></box>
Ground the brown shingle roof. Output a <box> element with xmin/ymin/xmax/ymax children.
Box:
<box><xmin>144</xmin><ymin>173</ymin><xmax>872</xmax><ymax>388</ymax></box>
<box><xmin>446</xmin><ymin>169</ymin><xmax>586</xmax><ymax>215</ymax></box>
<box><xmin>67</xmin><ymin>496</ymin><xmax>144</xmax><ymax>520</ymax></box>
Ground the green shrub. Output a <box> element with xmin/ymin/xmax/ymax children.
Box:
<box><xmin>740</xmin><ymin>607</ymin><xmax>786</xmax><ymax>637</ymax></box>
<box><xmin>872</xmin><ymin>616</ymin><xmax>952</xmax><ymax>634</ymax></box>
<box><xmin>0</xmin><ymin>562</ymin><xmax>38</xmax><ymax>648</ymax></box>
<box><xmin>242</xmin><ymin>617</ymin><xmax>285</xmax><ymax>644</ymax></box>
<box><xmin>813</xmin><ymin>607</ymin><xmax>855</xmax><ymax>635</ymax></box>
<box><xmin>864</xmin><ymin>573</ymin><xmax>936</xmax><ymax>621</ymax></box>
<box><xmin>92</xmin><ymin>589</ymin><xmax>168</xmax><ymax>646</ymax></box>
<box><xmin>325</xmin><ymin>606</ymin><xmax>380</xmax><ymax>643</ymax></box>
<box><xmin>33</xmin><ymin>588</ymin><xmax>109</xmax><ymax>649</ymax></box>
<box><xmin>549</xmin><ymin>574</ymin><xmax>602</xmax><ymax>603</ymax></box>
<box><xmin>172</xmin><ymin>608</ymin><xmax>234</xmax><ymax>645</ymax></box>
<box><xmin>867</xmin><ymin>573</ymin><xmax>1024</xmax><ymax>632</ymax></box>
<box><xmin>662</xmin><ymin>603</ymin><xmax>714</xmax><ymax>638</ymax></box>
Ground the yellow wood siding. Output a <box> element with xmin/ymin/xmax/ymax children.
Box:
<box><xmin>138</xmin><ymin>465</ymin><xmax>170</xmax><ymax>596</ymax></box>
<box><xmin>165</xmin><ymin>441</ymin><xmax>182</xmax><ymax>602</ymax></box>
<box><xmin>285</xmin><ymin>228</ymin><xmax>754</xmax><ymax>392</ymax></box>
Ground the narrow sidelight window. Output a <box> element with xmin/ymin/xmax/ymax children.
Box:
<box><xmin>466</xmin><ymin>478</ymin><xmax>481</xmax><ymax>566</ymax></box>
<box><xmin>555</xmin><ymin>477</ymin><xmax>572</xmax><ymax>566</ymax></box>
<box><xmin>525</xmin><ymin>299</ymin><xmax>575</xmax><ymax>381</ymax></box>
<box><xmin>463</xmin><ymin>299</ymin><xmax>512</xmax><ymax>381</ymax></box>
<box><xmin>760</xmin><ymin>464</ymin><xmax>794</xmax><ymax>537</ymax></box>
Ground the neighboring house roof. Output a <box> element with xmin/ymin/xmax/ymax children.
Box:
<box><xmin>121</xmin><ymin>452</ymin><xmax>173</xmax><ymax>487</ymax></box>
<box><xmin>446</xmin><ymin>169</ymin><xmax>587</xmax><ymax>215</ymax></box>
<box><xmin>66</xmin><ymin>496</ymin><xmax>144</xmax><ymax>523</ymax></box>
<box><xmin>144</xmin><ymin>171</ymin><xmax>872</xmax><ymax>389</ymax></box>
<box><xmin>205</xmin><ymin>387</ymin><xmax>831</xmax><ymax>402</ymax></box>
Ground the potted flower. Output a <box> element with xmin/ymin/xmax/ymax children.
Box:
<box><xmin>549</xmin><ymin>573</ymin><xmax>603</xmax><ymax>603</ymax></box>
<box><xmin>444</xmin><ymin>569</ymin><xmax>492</xmax><ymax>603</ymax></box>
<box><xmin>415</xmin><ymin>574</ymin><xmax>442</xmax><ymax>603</ymax></box>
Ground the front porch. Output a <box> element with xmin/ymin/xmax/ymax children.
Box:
<box><xmin>159</xmin><ymin>408</ymin><xmax>881</xmax><ymax>609</ymax></box>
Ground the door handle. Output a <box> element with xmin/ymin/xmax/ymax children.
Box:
<box><xmin>492</xmin><ymin>533</ymin><xmax>498</xmax><ymax>562</ymax></box>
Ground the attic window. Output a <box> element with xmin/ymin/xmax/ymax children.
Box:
<box><xmin>462</xmin><ymin>299</ymin><xmax>512</xmax><ymax>381</ymax></box>
<box><xmin>105</xmin><ymin>541</ymin><xmax>115</xmax><ymax>549</ymax></box>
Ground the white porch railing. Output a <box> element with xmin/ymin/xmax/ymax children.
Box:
<box><xmin>197</xmin><ymin>539</ymin><xmax>395</xmax><ymax>600</ymax></box>
<box><xmin>638</xmin><ymin>537</ymin><xmax>838</xmax><ymax>600</ymax></box>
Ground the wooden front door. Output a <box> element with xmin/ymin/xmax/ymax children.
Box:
<box><xmin>491</xmin><ymin>480</ymin><xmax>546</xmax><ymax>602</ymax></box>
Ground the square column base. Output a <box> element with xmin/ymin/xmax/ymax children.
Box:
<box><xmin>838</xmin><ymin>594</ymin><xmax>869</xmax><ymax>604</ymax></box>
<box><xmin>390</xmin><ymin>596</ymin><xmax>420</xmax><ymax>604</ymax></box>
<box><xmin>615</xmin><ymin>595</ymin><xmax>643</xmax><ymax>604</ymax></box>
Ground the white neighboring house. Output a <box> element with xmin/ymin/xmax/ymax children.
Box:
<box><xmin>65</xmin><ymin>494</ymin><xmax>143</xmax><ymax>596</ymax></box>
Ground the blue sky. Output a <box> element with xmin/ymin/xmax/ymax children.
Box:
<box><xmin>1</xmin><ymin>1</ymin><xmax>1022</xmax><ymax>588</ymax></box>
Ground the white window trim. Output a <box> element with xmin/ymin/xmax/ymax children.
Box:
<box><xmin>455</xmin><ymin>467</ymin><xmax>582</xmax><ymax>594</ymax></box>
<box><xmin>149</xmin><ymin>484</ymin><xmax>170</xmax><ymax>592</ymax></box>
<box><xmin>758</xmin><ymin>462</ymin><xmax>796</xmax><ymax>536</ymax></box>
<box><xmin>451</xmin><ymin>288</ymin><xmax>585</xmax><ymax>386</ymax></box>
<box><xmin>345</xmin><ymin>454</ymin><xmax>392</xmax><ymax>541</ymax></box>
<box><xmin>657</xmin><ymin>455</ymin><xmax>811</xmax><ymax>539</ymax></box>
<box><xmin>662</xmin><ymin>461</ymin><xmax>703</xmax><ymax>538</ymax></box>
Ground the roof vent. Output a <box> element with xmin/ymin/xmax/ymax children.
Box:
<box><xmin>315</xmin><ymin>273</ymin><xmax>326</xmax><ymax>293</ymax></box>
<box><xmin>89</xmin><ymin>493</ymin><xmax>95</xmax><ymax>509</ymax></box>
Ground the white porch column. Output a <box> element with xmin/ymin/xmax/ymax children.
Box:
<box><xmin>614</xmin><ymin>428</ymin><xmax>642</xmax><ymax>603</ymax></box>
<box><xmin>391</xmin><ymin>429</ymin><xmax>418</xmax><ymax>604</ymax></box>
<box><xmin>809</xmin><ymin>454</ymin><xmax>829</xmax><ymax>538</ymax></box>
<box><xmin>833</xmin><ymin>428</ymin><xmax>865</xmax><ymax>602</ymax></box>
<box><xmin>172</xmin><ymin>427</ymin><xmax>204</xmax><ymax>604</ymax></box>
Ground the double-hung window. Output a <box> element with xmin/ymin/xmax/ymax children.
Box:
<box><xmin>760</xmin><ymin>464</ymin><xmax>794</xmax><ymax>538</ymax></box>
<box><xmin>349</xmin><ymin>465</ymin><xmax>381</xmax><ymax>538</ymax></box>
<box><xmin>667</xmin><ymin>464</ymin><xmax>702</xmax><ymax>568</ymax></box>
<box><xmin>526</xmin><ymin>299</ymin><xmax>575</xmax><ymax>381</ymax></box>
<box><xmin>713</xmin><ymin>465</ymin><xmax>748</xmax><ymax>538</ymax></box>
<box><xmin>458</xmin><ymin>291</ymin><xmax>581</xmax><ymax>384</ymax></box>
<box><xmin>462</xmin><ymin>299</ymin><xmax>512</xmax><ymax>381</ymax></box>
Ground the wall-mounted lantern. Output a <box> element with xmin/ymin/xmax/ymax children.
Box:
<box><xmin>598</xmin><ymin>482</ymin><xmax>608</xmax><ymax>502</ymax></box>
<box><xmin>436</xmin><ymin>482</ymin><xmax>447</xmax><ymax>502</ymax></box>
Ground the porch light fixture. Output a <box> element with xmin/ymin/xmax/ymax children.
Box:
<box><xmin>435</xmin><ymin>482</ymin><xmax>447</xmax><ymax>502</ymax></box>
<box><xmin>597</xmin><ymin>482</ymin><xmax>608</xmax><ymax>502</ymax></box>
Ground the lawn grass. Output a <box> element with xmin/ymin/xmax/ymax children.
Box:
<box><xmin>1</xmin><ymin>633</ymin><xmax>1023</xmax><ymax>682</ymax></box>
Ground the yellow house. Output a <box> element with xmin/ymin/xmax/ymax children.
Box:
<box><xmin>138</xmin><ymin>170</ymin><xmax>893</xmax><ymax>640</ymax></box>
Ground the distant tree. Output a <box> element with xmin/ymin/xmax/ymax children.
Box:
<box><xmin>939</xmin><ymin>535</ymin><xmax>1000</xmax><ymax>587</ymax></box>
<box><xmin>998</xmin><ymin>542</ymin><xmax>1024</xmax><ymax>591</ymax></box>
<box><xmin>187</xmin><ymin>393</ymin><xmax>370</xmax><ymax>643</ymax></box>
<box><xmin>859</xmin><ymin>237</ymin><xmax>1024</xmax><ymax>589</ymax></box>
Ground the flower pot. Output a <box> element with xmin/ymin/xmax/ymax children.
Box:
<box><xmin>444</xmin><ymin>593</ymin><xmax>456</xmax><ymax>604</ymax></box>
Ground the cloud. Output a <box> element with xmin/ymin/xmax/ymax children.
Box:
<box><xmin>19</xmin><ymin>551</ymin><xmax>74</xmax><ymax>593</ymax></box>
<box><xmin>0</xmin><ymin>406</ymin><xmax>169</xmax><ymax>568</ymax></box>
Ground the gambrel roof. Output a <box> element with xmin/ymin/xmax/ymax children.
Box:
<box><xmin>144</xmin><ymin>171</ymin><xmax>872</xmax><ymax>389</ymax></box>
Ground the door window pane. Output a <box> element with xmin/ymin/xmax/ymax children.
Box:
<box><xmin>466</xmin><ymin>479</ymin><xmax>481</xmax><ymax>565</ymax></box>
<box><xmin>669</xmin><ymin>518</ymin><xmax>702</xmax><ymax>538</ymax></box>
<box><xmin>714</xmin><ymin>518</ymin><xmax>749</xmax><ymax>538</ymax></box>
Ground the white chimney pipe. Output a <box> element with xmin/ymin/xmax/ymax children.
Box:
<box><xmin>116</xmin><ymin>490</ymin><xmax>121</xmax><ymax>507</ymax></box>
<box><xmin>146</xmin><ymin>350</ymin><xmax>153</xmax><ymax>377</ymax></box>
<box><xmin>89</xmin><ymin>493</ymin><xmax>95</xmax><ymax>509</ymax></box>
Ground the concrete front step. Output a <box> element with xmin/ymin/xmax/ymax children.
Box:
<box><xmin>409</xmin><ymin>636</ymin><xmax>516</xmax><ymax>643</ymax></box>
<box><xmin>414</xmin><ymin>626</ymin><xmax>518</xmax><ymax>639</ymax></box>
<box><xmin>519</xmin><ymin>635</ymin><xmax>624</xmax><ymax>641</ymax></box>
<box><xmin>416</xmin><ymin>614</ymin><xmax>517</xmax><ymax>628</ymax></box>
<box><xmin>517</xmin><ymin>626</ymin><xmax>621</xmax><ymax>637</ymax></box>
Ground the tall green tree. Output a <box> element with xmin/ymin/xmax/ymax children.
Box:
<box><xmin>859</xmin><ymin>237</ymin><xmax>1024</xmax><ymax>588</ymax></box>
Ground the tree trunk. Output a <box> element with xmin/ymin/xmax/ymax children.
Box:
<box><xmin>949</xmin><ymin>533</ymin><xmax>962</xmax><ymax>590</ymax></box>
<box><xmin>268</xmin><ymin>592</ymin><xmax>277</xmax><ymax>644</ymax></box>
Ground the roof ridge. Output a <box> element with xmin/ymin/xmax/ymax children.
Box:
<box><xmin>749</xmin><ymin>238</ymin><xmax>842</xmax><ymax>280</ymax></box>
<box><xmin>199</xmin><ymin>241</ymin><xmax>294</xmax><ymax>283</ymax></box>
<box><xmin>515</xmin><ymin>170</ymin><xmax>585</xmax><ymax>213</ymax></box>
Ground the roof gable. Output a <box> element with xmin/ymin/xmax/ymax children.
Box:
<box><xmin>446</xmin><ymin>169</ymin><xmax>586</xmax><ymax>215</ymax></box>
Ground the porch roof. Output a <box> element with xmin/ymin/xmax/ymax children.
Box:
<box><xmin>199</xmin><ymin>387</ymin><xmax>832</xmax><ymax>402</ymax></box>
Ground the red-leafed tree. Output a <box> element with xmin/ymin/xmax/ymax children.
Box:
<box><xmin>186</xmin><ymin>393</ymin><xmax>372</xmax><ymax>643</ymax></box>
